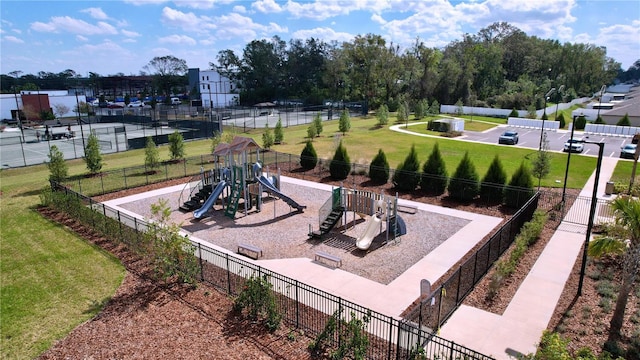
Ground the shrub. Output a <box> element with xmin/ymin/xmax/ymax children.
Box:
<box><xmin>574</xmin><ymin>115</ymin><xmax>587</xmax><ymax>130</ymax></box>
<box><xmin>376</xmin><ymin>104</ymin><xmax>389</xmax><ymax>126</ymax></box>
<box><xmin>300</xmin><ymin>141</ymin><xmax>318</xmax><ymax>170</ymax></box>
<box><xmin>329</xmin><ymin>140</ymin><xmax>351</xmax><ymax>180</ymax></box>
<box><xmin>144</xmin><ymin>136</ymin><xmax>160</xmax><ymax>172</ymax></box>
<box><xmin>338</xmin><ymin>110</ymin><xmax>351</xmax><ymax>135</ymax></box>
<box><xmin>594</xmin><ymin>115</ymin><xmax>606</xmax><ymax>125</ymax></box>
<box><xmin>84</xmin><ymin>133</ymin><xmax>103</xmax><ymax>174</ymax></box>
<box><xmin>274</xmin><ymin>117</ymin><xmax>284</xmax><ymax>144</ymax></box>
<box><xmin>420</xmin><ymin>143</ymin><xmax>448</xmax><ymax>195</ymax></box>
<box><xmin>369</xmin><ymin>149</ymin><xmax>390</xmax><ymax>184</ymax></box>
<box><xmin>233</xmin><ymin>274</ymin><xmax>281</xmax><ymax>332</ymax></box>
<box><xmin>47</xmin><ymin>145</ymin><xmax>68</xmax><ymax>182</ymax></box>
<box><xmin>308</xmin><ymin>309</ymin><xmax>369</xmax><ymax>360</ymax></box>
<box><xmin>392</xmin><ymin>145</ymin><xmax>420</xmax><ymax>191</ymax></box>
<box><xmin>504</xmin><ymin>161</ymin><xmax>535</xmax><ymax>208</ymax></box>
<box><xmin>508</xmin><ymin>108</ymin><xmax>519</xmax><ymax>118</ymax></box>
<box><xmin>480</xmin><ymin>155</ymin><xmax>507</xmax><ymax>203</ymax></box>
<box><xmin>262</xmin><ymin>123</ymin><xmax>274</xmax><ymax>149</ymax></box>
<box><xmin>414</xmin><ymin>99</ymin><xmax>428</xmax><ymax>120</ymax></box>
<box><xmin>557</xmin><ymin>113</ymin><xmax>566</xmax><ymax>128</ymax></box>
<box><xmin>447</xmin><ymin>152</ymin><xmax>480</xmax><ymax>201</ymax></box>
<box><xmin>307</xmin><ymin>123</ymin><xmax>317</xmax><ymax>139</ymax></box>
<box><xmin>617</xmin><ymin>113</ymin><xmax>631</xmax><ymax>126</ymax></box>
<box><xmin>168</xmin><ymin>130</ymin><xmax>185</xmax><ymax>160</ymax></box>
<box><xmin>313</xmin><ymin>113</ymin><xmax>323</xmax><ymax>137</ymax></box>
<box><xmin>429</xmin><ymin>99</ymin><xmax>440</xmax><ymax>115</ymax></box>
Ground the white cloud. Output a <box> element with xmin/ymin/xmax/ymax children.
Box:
<box><xmin>80</xmin><ymin>7</ymin><xmax>109</xmax><ymax>20</ymax></box>
<box><xmin>31</xmin><ymin>17</ymin><xmax>118</xmax><ymax>35</ymax></box>
<box><xmin>159</xmin><ymin>34</ymin><xmax>197</xmax><ymax>45</ymax></box>
<box><xmin>175</xmin><ymin>0</ymin><xmax>217</xmax><ymax>10</ymax></box>
<box><xmin>233</xmin><ymin>5</ymin><xmax>247</xmax><ymax>13</ymax></box>
<box><xmin>3</xmin><ymin>36</ymin><xmax>24</xmax><ymax>44</ymax></box>
<box><xmin>588</xmin><ymin>20</ymin><xmax>640</xmax><ymax>69</ymax></box>
<box><xmin>161</xmin><ymin>7</ymin><xmax>215</xmax><ymax>33</ymax></box>
<box><xmin>121</xmin><ymin>29</ymin><xmax>141</xmax><ymax>38</ymax></box>
<box><xmin>292</xmin><ymin>27</ymin><xmax>354</xmax><ymax>43</ymax></box>
<box><xmin>371</xmin><ymin>13</ymin><xmax>386</xmax><ymax>25</ymax></box>
<box><xmin>252</xmin><ymin>0</ymin><xmax>283</xmax><ymax>13</ymax></box>
<box><xmin>76</xmin><ymin>35</ymin><xmax>89</xmax><ymax>42</ymax></box>
<box><xmin>285</xmin><ymin>0</ymin><xmax>392</xmax><ymax>20</ymax></box>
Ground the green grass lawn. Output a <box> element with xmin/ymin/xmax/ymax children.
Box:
<box><xmin>0</xmin><ymin>112</ymin><xmax>606</xmax><ymax>358</ymax></box>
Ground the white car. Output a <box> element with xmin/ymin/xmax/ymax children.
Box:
<box><xmin>564</xmin><ymin>138</ymin><xmax>584</xmax><ymax>153</ymax></box>
<box><xmin>127</xmin><ymin>101</ymin><xmax>145</xmax><ymax>107</ymax></box>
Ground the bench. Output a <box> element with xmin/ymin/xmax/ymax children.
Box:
<box><xmin>397</xmin><ymin>204</ymin><xmax>418</xmax><ymax>214</ymax></box>
<box><xmin>314</xmin><ymin>251</ymin><xmax>342</xmax><ymax>268</ymax></box>
<box><xmin>237</xmin><ymin>243</ymin><xmax>263</xmax><ymax>260</ymax></box>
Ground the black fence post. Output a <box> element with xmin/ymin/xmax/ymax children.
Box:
<box><xmin>226</xmin><ymin>253</ymin><xmax>231</xmax><ymax>295</ymax></box>
<box><xmin>198</xmin><ymin>243</ymin><xmax>204</xmax><ymax>281</ymax></box>
<box><xmin>295</xmin><ymin>280</ymin><xmax>299</xmax><ymax>328</ymax></box>
<box><xmin>100</xmin><ymin>175</ymin><xmax>105</xmax><ymax>195</ymax></box>
<box><xmin>123</xmin><ymin>168</ymin><xmax>127</xmax><ymax>188</ymax></box>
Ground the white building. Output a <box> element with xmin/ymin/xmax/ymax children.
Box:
<box><xmin>197</xmin><ymin>70</ymin><xmax>238</xmax><ymax>108</ymax></box>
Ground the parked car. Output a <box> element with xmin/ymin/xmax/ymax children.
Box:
<box><xmin>620</xmin><ymin>144</ymin><xmax>638</xmax><ymax>159</ymax></box>
<box><xmin>498</xmin><ymin>131</ymin><xmax>519</xmax><ymax>145</ymax></box>
<box><xmin>563</xmin><ymin>138</ymin><xmax>584</xmax><ymax>153</ymax></box>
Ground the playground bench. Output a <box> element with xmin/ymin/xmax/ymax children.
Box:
<box><xmin>314</xmin><ymin>251</ymin><xmax>342</xmax><ymax>268</ymax></box>
<box><xmin>237</xmin><ymin>243</ymin><xmax>263</xmax><ymax>260</ymax></box>
<box><xmin>397</xmin><ymin>204</ymin><xmax>418</xmax><ymax>214</ymax></box>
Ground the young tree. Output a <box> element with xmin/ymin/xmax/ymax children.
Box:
<box><xmin>144</xmin><ymin>136</ymin><xmax>160</xmax><ymax>172</ymax></box>
<box><xmin>47</xmin><ymin>145</ymin><xmax>68</xmax><ymax>182</ymax></box>
<box><xmin>396</xmin><ymin>101</ymin><xmax>408</xmax><ymax>125</ymax></box>
<box><xmin>338</xmin><ymin>110</ymin><xmax>351</xmax><ymax>135</ymax></box>
<box><xmin>588</xmin><ymin>196</ymin><xmax>640</xmax><ymax>344</ymax></box>
<box><xmin>307</xmin><ymin>123</ymin><xmax>317</xmax><ymax>140</ymax></box>
<box><xmin>392</xmin><ymin>145</ymin><xmax>420</xmax><ymax>191</ymax></box>
<box><xmin>617</xmin><ymin>113</ymin><xmax>631</xmax><ymax>126</ymax></box>
<box><xmin>124</xmin><ymin>94</ymin><xmax>131</xmax><ymax>107</ymax></box>
<box><xmin>376</xmin><ymin>104</ymin><xmax>389</xmax><ymax>126</ymax></box>
<box><xmin>447</xmin><ymin>152</ymin><xmax>480</xmax><ymax>201</ymax></box>
<box><xmin>53</xmin><ymin>104</ymin><xmax>70</xmax><ymax>119</ymax></box>
<box><xmin>262</xmin><ymin>123</ymin><xmax>274</xmax><ymax>149</ymax></box>
<box><xmin>480</xmin><ymin>155</ymin><xmax>507</xmax><ymax>203</ymax></box>
<box><xmin>414</xmin><ymin>99</ymin><xmax>428</xmax><ymax>120</ymax></box>
<box><xmin>369</xmin><ymin>149</ymin><xmax>390</xmax><ymax>184</ymax></box>
<box><xmin>594</xmin><ymin>115</ymin><xmax>606</xmax><ymax>124</ymax></box>
<box><xmin>508</xmin><ymin>108</ymin><xmax>519</xmax><ymax>118</ymax></box>
<box><xmin>556</xmin><ymin>112</ymin><xmax>566</xmax><ymax>128</ymax></box>
<box><xmin>300</xmin><ymin>141</ymin><xmax>318</xmax><ymax>170</ymax></box>
<box><xmin>274</xmin><ymin>117</ymin><xmax>284</xmax><ymax>144</ymax></box>
<box><xmin>429</xmin><ymin>100</ymin><xmax>440</xmax><ymax>115</ymax></box>
<box><xmin>168</xmin><ymin>130</ymin><xmax>185</xmax><ymax>160</ymax></box>
<box><xmin>531</xmin><ymin>134</ymin><xmax>551</xmax><ymax>188</ymax></box>
<box><xmin>84</xmin><ymin>133</ymin><xmax>103</xmax><ymax>174</ymax></box>
<box><xmin>574</xmin><ymin>114</ymin><xmax>587</xmax><ymax>130</ymax></box>
<box><xmin>504</xmin><ymin>161</ymin><xmax>534</xmax><ymax>208</ymax></box>
<box><xmin>329</xmin><ymin>140</ymin><xmax>351</xmax><ymax>180</ymax></box>
<box><xmin>313</xmin><ymin>113</ymin><xmax>323</xmax><ymax>137</ymax></box>
<box><xmin>420</xmin><ymin>143</ymin><xmax>448</xmax><ymax>195</ymax></box>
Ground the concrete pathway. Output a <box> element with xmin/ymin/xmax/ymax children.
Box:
<box><xmin>439</xmin><ymin>156</ymin><xmax>619</xmax><ymax>359</ymax></box>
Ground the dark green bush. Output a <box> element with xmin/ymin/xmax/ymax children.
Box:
<box><xmin>420</xmin><ymin>143</ymin><xmax>448</xmax><ymax>195</ymax></box>
<box><xmin>557</xmin><ymin>113</ymin><xmax>566</xmax><ymax>128</ymax></box>
<box><xmin>504</xmin><ymin>161</ymin><xmax>534</xmax><ymax>208</ymax></box>
<box><xmin>369</xmin><ymin>149</ymin><xmax>390</xmax><ymax>184</ymax></box>
<box><xmin>329</xmin><ymin>140</ymin><xmax>351</xmax><ymax>180</ymax></box>
<box><xmin>300</xmin><ymin>141</ymin><xmax>318</xmax><ymax>170</ymax></box>
<box><xmin>508</xmin><ymin>108</ymin><xmax>519</xmax><ymax>118</ymax></box>
<box><xmin>447</xmin><ymin>152</ymin><xmax>479</xmax><ymax>201</ymax></box>
<box><xmin>574</xmin><ymin>115</ymin><xmax>587</xmax><ymax>130</ymax></box>
<box><xmin>480</xmin><ymin>155</ymin><xmax>507</xmax><ymax>203</ymax></box>
<box><xmin>392</xmin><ymin>145</ymin><xmax>420</xmax><ymax>191</ymax></box>
<box><xmin>617</xmin><ymin>113</ymin><xmax>631</xmax><ymax>126</ymax></box>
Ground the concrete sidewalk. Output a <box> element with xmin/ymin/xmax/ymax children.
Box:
<box><xmin>439</xmin><ymin>156</ymin><xmax>619</xmax><ymax>359</ymax></box>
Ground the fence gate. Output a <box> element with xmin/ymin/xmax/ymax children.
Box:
<box><xmin>562</xmin><ymin>195</ymin><xmax>614</xmax><ymax>226</ymax></box>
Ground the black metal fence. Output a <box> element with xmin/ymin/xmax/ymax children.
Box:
<box><xmin>49</xmin><ymin>181</ymin><xmax>494</xmax><ymax>360</ymax></box>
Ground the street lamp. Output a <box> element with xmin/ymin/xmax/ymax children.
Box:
<box><xmin>577</xmin><ymin>140</ymin><xmax>605</xmax><ymax>296</ymax></box>
<box><xmin>554</xmin><ymin>85</ymin><xmax>565</xmax><ymax>121</ymax></box>
<box><xmin>539</xmin><ymin>87</ymin><xmax>556</xmax><ymax>151</ymax></box>
<box><xmin>596</xmin><ymin>84</ymin><xmax>606</xmax><ymax>121</ymax></box>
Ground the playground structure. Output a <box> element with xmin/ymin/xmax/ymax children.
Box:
<box><xmin>179</xmin><ymin>136</ymin><xmax>305</xmax><ymax>219</ymax></box>
<box><xmin>309</xmin><ymin>186</ymin><xmax>407</xmax><ymax>251</ymax></box>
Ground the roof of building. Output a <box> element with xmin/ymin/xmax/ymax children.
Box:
<box><xmin>603</xmin><ymin>85</ymin><xmax>640</xmax><ymax>117</ymax></box>
<box><xmin>212</xmin><ymin>136</ymin><xmax>261</xmax><ymax>156</ymax></box>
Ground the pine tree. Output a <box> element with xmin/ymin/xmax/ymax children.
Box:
<box><xmin>480</xmin><ymin>155</ymin><xmax>507</xmax><ymax>203</ymax></box>
<box><xmin>504</xmin><ymin>161</ymin><xmax>535</xmax><ymax>208</ymax></box>
<box><xmin>508</xmin><ymin>108</ymin><xmax>519</xmax><ymax>118</ymax></box>
<box><xmin>574</xmin><ymin>115</ymin><xmax>587</xmax><ymax>130</ymax></box>
<box><xmin>307</xmin><ymin>124</ymin><xmax>317</xmax><ymax>140</ymax></box>
<box><xmin>429</xmin><ymin>100</ymin><xmax>440</xmax><ymax>115</ymax></box>
<box><xmin>84</xmin><ymin>133</ymin><xmax>103</xmax><ymax>174</ymax></box>
<box><xmin>274</xmin><ymin>117</ymin><xmax>284</xmax><ymax>144</ymax></box>
<box><xmin>300</xmin><ymin>141</ymin><xmax>318</xmax><ymax>170</ymax></box>
<box><xmin>338</xmin><ymin>110</ymin><xmax>351</xmax><ymax>135</ymax></box>
<box><xmin>369</xmin><ymin>149</ymin><xmax>390</xmax><ymax>184</ymax></box>
<box><xmin>144</xmin><ymin>136</ymin><xmax>160</xmax><ymax>173</ymax></box>
<box><xmin>329</xmin><ymin>140</ymin><xmax>351</xmax><ymax>180</ymax></box>
<box><xmin>392</xmin><ymin>145</ymin><xmax>420</xmax><ymax>191</ymax></box>
<box><xmin>557</xmin><ymin>113</ymin><xmax>566</xmax><ymax>128</ymax></box>
<box><xmin>376</xmin><ymin>104</ymin><xmax>389</xmax><ymax>126</ymax></box>
<box><xmin>420</xmin><ymin>143</ymin><xmax>448</xmax><ymax>195</ymax></box>
<box><xmin>47</xmin><ymin>145</ymin><xmax>68</xmax><ymax>182</ymax></box>
<box><xmin>168</xmin><ymin>130</ymin><xmax>185</xmax><ymax>160</ymax></box>
<box><xmin>617</xmin><ymin>113</ymin><xmax>631</xmax><ymax>126</ymax></box>
<box><xmin>313</xmin><ymin>113</ymin><xmax>323</xmax><ymax>137</ymax></box>
<box><xmin>262</xmin><ymin>123</ymin><xmax>274</xmax><ymax>149</ymax></box>
<box><xmin>447</xmin><ymin>152</ymin><xmax>480</xmax><ymax>201</ymax></box>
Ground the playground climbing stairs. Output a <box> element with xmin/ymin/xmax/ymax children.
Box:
<box><xmin>311</xmin><ymin>206</ymin><xmax>344</xmax><ymax>238</ymax></box>
<box><xmin>180</xmin><ymin>183</ymin><xmax>213</xmax><ymax>212</ymax></box>
<box><xmin>224</xmin><ymin>180</ymin><xmax>242</xmax><ymax>219</ymax></box>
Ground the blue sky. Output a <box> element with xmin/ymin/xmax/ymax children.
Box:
<box><xmin>1</xmin><ymin>0</ymin><xmax>639</xmax><ymax>77</ymax></box>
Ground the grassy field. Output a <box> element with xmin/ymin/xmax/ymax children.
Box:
<box><xmin>0</xmin><ymin>112</ymin><xmax>611</xmax><ymax>358</ymax></box>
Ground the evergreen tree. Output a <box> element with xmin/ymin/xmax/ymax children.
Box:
<box><xmin>556</xmin><ymin>113</ymin><xmax>566</xmax><ymax>128</ymax></box>
<box><xmin>594</xmin><ymin>115</ymin><xmax>606</xmax><ymax>124</ymax></box>
<box><xmin>508</xmin><ymin>108</ymin><xmax>519</xmax><ymax>118</ymax></box>
<box><xmin>541</xmin><ymin>111</ymin><xmax>548</xmax><ymax>120</ymax></box>
<box><xmin>376</xmin><ymin>104</ymin><xmax>389</xmax><ymax>126</ymax></box>
<box><xmin>414</xmin><ymin>99</ymin><xmax>428</xmax><ymax>120</ymax></box>
<box><xmin>84</xmin><ymin>133</ymin><xmax>103</xmax><ymax>174</ymax></box>
<box><xmin>421</xmin><ymin>143</ymin><xmax>448</xmax><ymax>195</ymax></box>
<box><xmin>168</xmin><ymin>131</ymin><xmax>185</xmax><ymax>160</ymax></box>
<box><xmin>617</xmin><ymin>113</ymin><xmax>631</xmax><ymax>126</ymax></box>
<box><xmin>369</xmin><ymin>149</ymin><xmax>390</xmax><ymax>184</ymax></box>
<box><xmin>144</xmin><ymin>136</ymin><xmax>160</xmax><ymax>172</ymax></box>
<box><xmin>329</xmin><ymin>140</ymin><xmax>351</xmax><ymax>180</ymax></box>
<box><xmin>274</xmin><ymin>117</ymin><xmax>284</xmax><ymax>144</ymax></box>
<box><xmin>574</xmin><ymin>114</ymin><xmax>587</xmax><ymax>130</ymax></box>
<box><xmin>338</xmin><ymin>110</ymin><xmax>351</xmax><ymax>135</ymax></box>
<box><xmin>307</xmin><ymin>124</ymin><xmax>317</xmax><ymax>139</ymax></box>
<box><xmin>429</xmin><ymin>100</ymin><xmax>440</xmax><ymax>115</ymax></box>
<box><xmin>396</xmin><ymin>101</ymin><xmax>408</xmax><ymax>125</ymax></box>
<box><xmin>392</xmin><ymin>145</ymin><xmax>420</xmax><ymax>191</ymax></box>
<box><xmin>447</xmin><ymin>152</ymin><xmax>480</xmax><ymax>201</ymax></box>
<box><xmin>504</xmin><ymin>161</ymin><xmax>535</xmax><ymax>208</ymax></box>
<box><xmin>480</xmin><ymin>155</ymin><xmax>507</xmax><ymax>203</ymax></box>
<box><xmin>313</xmin><ymin>113</ymin><xmax>323</xmax><ymax>137</ymax></box>
<box><xmin>262</xmin><ymin>123</ymin><xmax>274</xmax><ymax>149</ymax></box>
<box><xmin>47</xmin><ymin>145</ymin><xmax>68</xmax><ymax>182</ymax></box>
<box><xmin>300</xmin><ymin>141</ymin><xmax>318</xmax><ymax>170</ymax></box>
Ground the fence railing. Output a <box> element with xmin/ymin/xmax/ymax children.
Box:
<box><xmin>49</xmin><ymin>181</ymin><xmax>495</xmax><ymax>360</ymax></box>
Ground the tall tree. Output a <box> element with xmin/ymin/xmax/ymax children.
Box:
<box><xmin>84</xmin><ymin>133</ymin><xmax>103</xmax><ymax>174</ymax></box>
<box><xmin>144</xmin><ymin>55</ymin><xmax>188</xmax><ymax>98</ymax></box>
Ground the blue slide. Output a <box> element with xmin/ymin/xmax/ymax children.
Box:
<box><xmin>193</xmin><ymin>180</ymin><xmax>227</xmax><ymax>219</ymax></box>
<box><xmin>257</xmin><ymin>175</ymin><xmax>306</xmax><ymax>211</ymax></box>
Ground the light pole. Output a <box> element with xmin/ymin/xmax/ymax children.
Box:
<box><xmin>539</xmin><ymin>87</ymin><xmax>556</xmax><ymax>151</ymax></box>
<box><xmin>577</xmin><ymin>140</ymin><xmax>605</xmax><ymax>296</ymax></box>
<box><xmin>596</xmin><ymin>84</ymin><xmax>606</xmax><ymax>121</ymax></box>
<box><xmin>554</xmin><ymin>85</ymin><xmax>565</xmax><ymax>121</ymax></box>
